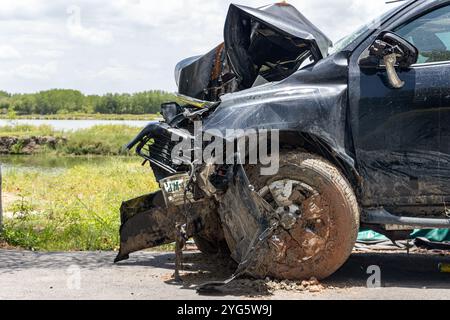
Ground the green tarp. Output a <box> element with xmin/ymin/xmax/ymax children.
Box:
<box><xmin>358</xmin><ymin>229</ymin><xmax>450</xmax><ymax>242</ymax></box>
<box><xmin>410</xmin><ymin>229</ymin><xmax>450</xmax><ymax>242</ymax></box>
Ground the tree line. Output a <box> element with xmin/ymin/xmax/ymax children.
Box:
<box><xmin>0</xmin><ymin>89</ymin><xmax>176</xmax><ymax>115</ymax></box>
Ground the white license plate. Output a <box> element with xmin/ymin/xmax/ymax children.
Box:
<box><xmin>163</xmin><ymin>179</ymin><xmax>185</xmax><ymax>194</ymax></box>
<box><xmin>160</xmin><ymin>174</ymin><xmax>192</xmax><ymax>206</ymax></box>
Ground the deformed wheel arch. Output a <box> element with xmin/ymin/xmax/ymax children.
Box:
<box><xmin>224</xmin><ymin>129</ymin><xmax>361</xmax><ymax>193</ymax></box>
<box><xmin>277</xmin><ymin>130</ymin><xmax>362</xmax><ymax>192</ymax></box>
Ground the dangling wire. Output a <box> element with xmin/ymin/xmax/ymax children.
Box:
<box><xmin>174</xmin><ymin>160</ymin><xmax>199</xmax><ymax>282</ymax></box>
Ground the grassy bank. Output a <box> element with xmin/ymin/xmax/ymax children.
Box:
<box><xmin>0</xmin><ymin>113</ymin><xmax>161</xmax><ymax>121</ymax></box>
<box><xmin>1</xmin><ymin>158</ymin><xmax>160</xmax><ymax>251</ymax></box>
<box><xmin>0</xmin><ymin>124</ymin><xmax>57</xmax><ymax>137</ymax></box>
<box><xmin>0</xmin><ymin>124</ymin><xmax>143</xmax><ymax>155</ymax></box>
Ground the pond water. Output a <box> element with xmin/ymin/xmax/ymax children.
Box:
<box><xmin>0</xmin><ymin>119</ymin><xmax>153</xmax><ymax>131</ymax></box>
<box><xmin>0</xmin><ymin>119</ymin><xmax>151</xmax><ymax>174</ymax></box>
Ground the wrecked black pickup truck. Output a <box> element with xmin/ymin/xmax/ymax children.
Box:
<box><xmin>115</xmin><ymin>0</ymin><xmax>450</xmax><ymax>281</ymax></box>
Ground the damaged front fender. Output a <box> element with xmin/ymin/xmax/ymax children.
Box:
<box><xmin>202</xmin><ymin>51</ymin><xmax>355</xmax><ymax>171</ymax></box>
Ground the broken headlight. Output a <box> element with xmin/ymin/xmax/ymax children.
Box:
<box><xmin>161</xmin><ymin>102</ymin><xmax>183</xmax><ymax>124</ymax></box>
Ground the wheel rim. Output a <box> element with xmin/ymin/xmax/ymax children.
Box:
<box><xmin>257</xmin><ymin>179</ymin><xmax>332</xmax><ymax>270</ymax></box>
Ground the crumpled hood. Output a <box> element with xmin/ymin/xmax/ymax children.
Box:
<box><xmin>238</xmin><ymin>3</ymin><xmax>332</xmax><ymax>58</ymax></box>
<box><xmin>176</xmin><ymin>2</ymin><xmax>332</xmax><ymax>102</ymax></box>
<box><xmin>225</xmin><ymin>3</ymin><xmax>332</xmax><ymax>72</ymax></box>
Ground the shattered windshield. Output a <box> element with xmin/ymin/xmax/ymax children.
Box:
<box><xmin>329</xmin><ymin>5</ymin><xmax>402</xmax><ymax>54</ymax></box>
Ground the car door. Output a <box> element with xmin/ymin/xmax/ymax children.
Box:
<box><xmin>351</xmin><ymin>3</ymin><xmax>450</xmax><ymax>216</ymax></box>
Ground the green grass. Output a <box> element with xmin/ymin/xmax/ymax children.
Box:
<box><xmin>1</xmin><ymin>158</ymin><xmax>160</xmax><ymax>251</ymax></box>
<box><xmin>0</xmin><ymin>113</ymin><xmax>161</xmax><ymax>121</ymax></box>
<box><xmin>0</xmin><ymin>124</ymin><xmax>57</xmax><ymax>137</ymax></box>
<box><xmin>60</xmin><ymin>125</ymin><xmax>141</xmax><ymax>155</ymax></box>
<box><xmin>0</xmin><ymin>124</ymin><xmax>144</xmax><ymax>156</ymax></box>
<box><xmin>0</xmin><ymin>124</ymin><xmax>176</xmax><ymax>251</ymax></box>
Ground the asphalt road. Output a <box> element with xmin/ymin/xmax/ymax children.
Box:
<box><xmin>0</xmin><ymin>249</ymin><xmax>449</xmax><ymax>300</ymax></box>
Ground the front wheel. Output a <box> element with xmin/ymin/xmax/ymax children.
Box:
<box><xmin>245</xmin><ymin>151</ymin><xmax>360</xmax><ymax>280</ymax></box>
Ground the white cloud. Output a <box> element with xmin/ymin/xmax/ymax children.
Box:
<box><xmin>0</xmin><ymin>0</ymin><xmax>403</xmax><ymax>94</ymax></box>
<box><xmin>288</xmin><ymin>0</ymin><xmax>402</xmax><ymax>41</ymax></box>
<box><xmin>0</xmin><ymin>45</ymin><xmax>22</xmax><ymax>59</ymax></box>
<box><xmin>34</xmin><ymin>49</ymin><xmax>65</xmax><ymax>59</ymax></box>
<box><xmin>111</xmin><ymin>0</ymin><xmax>223</xmax><ymax>27</ymax></box>
<box><xmin>67</xmin><ymin>24</ymin><xmax>114</xmax><ymax>46</ymax></box>
<box><xmin>13</xmin><ymin>61</ymin><xmax>58</xmax><ymax>80</ymax></box>
<box><xmin>66</xmin><ymin>5</ymin><xmax>114</xmax><ymax>46</ymax></box>
<box><xmin>93</xmin><ymin>64</ymin><xmax>144</xmax><ymax>81</ymax></box>
<box><xmin>0</xmin><ymin>0</ymin><xmax>50</xmax><ymax>19</ymax></box>
<box><xmin>110</xmin><ymin>0</ymin><xmax>225</xmax><ymax>53</ymax></box>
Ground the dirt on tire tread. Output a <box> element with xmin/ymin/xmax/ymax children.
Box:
<box><xmin>245</xmin><ymin>150</ymin><xmax>360</xmax><ymax>280</ymax></box>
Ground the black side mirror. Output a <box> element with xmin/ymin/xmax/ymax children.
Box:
<box><xmin>360</xmin><ymin>32</ymin><xmax>419</xmax><ymax>89</ymax></box>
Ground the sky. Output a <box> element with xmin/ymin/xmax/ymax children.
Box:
<box><xmin>0</xmin><ymin>0</ymin><xmax>403</xmax><ymax>95</ymax></box>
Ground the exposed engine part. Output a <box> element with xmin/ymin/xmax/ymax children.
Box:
<box><xmin>209</xmin><ymin>165</ymin><xmax>233</xmax><ymax>192</ymax></box>
<box><xmin>197</xmin><ymin>162</ymin><xmax>218</xmax><ymax>198</ymax></box>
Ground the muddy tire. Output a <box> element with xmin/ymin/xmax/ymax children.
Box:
<box><xmin>246</xmin><ymin>151</ymin><xmax>360</xmax><ymax>280</ymax></box>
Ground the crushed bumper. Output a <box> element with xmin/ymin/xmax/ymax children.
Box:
<box><xmin>117</xmin><ymin>122</ymin><xmax>277</xmax><ymax>280</ymax></box>
<box><xmin>115</xmin><ymin>190</ymin><xmax>219</xmax><ymax>263</ymax></box>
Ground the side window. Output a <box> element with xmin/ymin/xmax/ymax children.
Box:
<box><xmin>395</xmin><ymin>5</ymin><xmax>450</xmax><ymax>64</ymax></box>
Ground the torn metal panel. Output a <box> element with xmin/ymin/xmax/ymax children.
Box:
<box><xmin>224</xmin><ymin>3</ymin><xmax>331</xmax><ymax>88</ymax></box>
<box><xmin>216</xmin><ymin>165</ymin><xmax>271</xmax><ymax>265</ymax></box>
<box><xmin>176</xmin><ymin>2</ymin><xmax>332</xmax><ymax>102</ymax></box>
<box><xmin>175</xmin><ymin>44</ymin><xmax>236</xmax><ymax>102</ymax></box>
<box><xmin>229</xmin><ymin>3</ymin><xmax>332</xmax><ymax>58</ymax></box>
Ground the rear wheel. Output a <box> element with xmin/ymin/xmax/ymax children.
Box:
<box><xmin>246</xmin><ymin>151</ymin><xmax>360</xmax><ymax>280</ymax></box>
